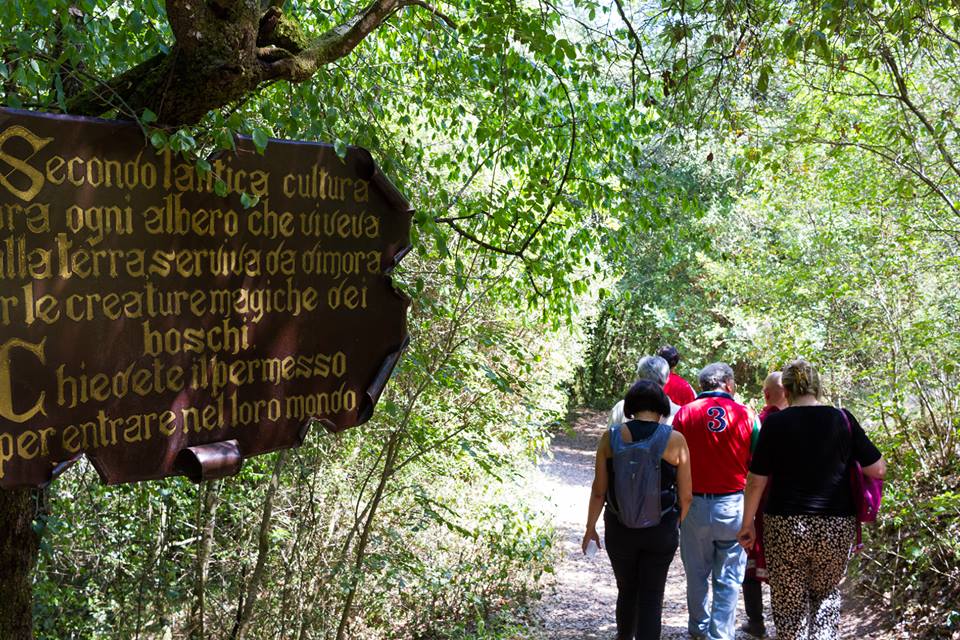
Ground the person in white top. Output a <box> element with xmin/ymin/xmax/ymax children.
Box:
<box><xmin>609</xmin><ymin>355</ymin><xmax>679</xmax><ymax>427</ymax></box>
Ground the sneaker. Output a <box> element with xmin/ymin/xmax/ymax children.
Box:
<box><xmin>740</xmin><ymin>620</ymin><xmax>767</xmax><ymax>637</ymax></box>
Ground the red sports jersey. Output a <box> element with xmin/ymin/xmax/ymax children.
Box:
<box><xmin>673</xmin><ymin>392</ymin><xmax>759</xmax><ymax>494</ymax></box>
<box><xmin>664</xmin><ymin>372</ymin><xmax>696</xmax><ymax>406</ymax></box>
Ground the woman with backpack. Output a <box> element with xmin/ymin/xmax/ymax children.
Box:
<box><xmin>736</xmin><ymin>360</ymin><xmax>887</xmax><ymax>639</ymax></box>
<box><xmin>582</xmin><ymin>379</ymin><xmax>693</xmax><ymax>640</ymax></box>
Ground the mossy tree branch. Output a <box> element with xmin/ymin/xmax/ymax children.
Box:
<box><xmin>65</xmin><ymin>0</ymin><xmax>455</xmax><ymax>126</ymax></box>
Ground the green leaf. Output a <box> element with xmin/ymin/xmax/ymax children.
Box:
<box><xmin>141</xmin><ymin>108</ymin><xmax>157</xmax><ymax>124</ymax></box>
<box><xmin>807</xmin><ymin>30</ymin><xmax>831</xmax><ymax>61</ymax></box>
<box><xmin>757</xmin><ymin>66</ymin><xmax>770</xmax><ymax>94</ymax></box>
<box><xmin>252</xmin><ymin>128</ymin><xmax>269</xmax><ymax>154</ymax></box>
<box><xmin>240</xmin><ymin>192</ymin><xmax>260</xmax><ymax>208</ymax></box>
<box><xmin>149</xmin><ymin>130</ymin><xmax>167</xmax><ymax>148</ymax></box>
<box><xmin>217</xmin><ymin>127</ymin><xmax>237</xmax><ymax>152</ymax></box>
<box><xmin>53</xmin><ymin>74</ymin><xmax>66</xmax><ymax>111</ymax></box>
<box><xmin>15</xmin><ymin>31</ymin><xmax>32</xmax><ymax>53</ymax></box>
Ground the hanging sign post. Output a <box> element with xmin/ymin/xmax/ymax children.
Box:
<box><xmin>0</xmin><ymin>108</ymin><xmax>411</xmax><ymax>487</ymax></box>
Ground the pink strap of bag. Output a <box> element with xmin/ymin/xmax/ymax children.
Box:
<box><xmin>840</xmin><ymin>408</ymin><xmax>884</xmax><ymax>552</ymax></box>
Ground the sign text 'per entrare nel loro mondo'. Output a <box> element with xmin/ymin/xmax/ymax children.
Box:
<box><xmin>0</xmin><ymin>108</ymin><xmax>411</xmax><ymax>488</ymax></box>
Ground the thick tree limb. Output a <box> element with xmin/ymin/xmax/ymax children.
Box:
<box><xmin>257</xmin><ymin>6</ymin><xmax>310</xmax><ymax>52</ymax></box>
<box><xmin>0</xmin><ymin>490</ymin><xmax>39</xmax><ymax>640</ymax></box>
<box><xmin>186</xmin><ymin>481</ymin><xmax>222</xmax><ymax>640</ymax></box>
<box><xmin>66</xmin><ymin>0</ymin><xmax>455</xmax><ymax>125</ymax></box>
<box><xmin>263</xmin><ymin>0</ymin><xmax>453</xmax><ymax>82</ymax></box>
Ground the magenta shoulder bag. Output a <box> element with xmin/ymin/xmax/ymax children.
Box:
<box><xmin>840</xmin><ymin>409</ymin><xmax>884</xmax><ymax>551</ymax></box>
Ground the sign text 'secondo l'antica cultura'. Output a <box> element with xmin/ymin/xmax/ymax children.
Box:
<box><xmin>0</xmin><ymin>108</ymin><xmax>411</xmax><ymax>487</ymax></box>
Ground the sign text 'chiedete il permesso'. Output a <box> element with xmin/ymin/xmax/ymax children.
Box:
<box><xmin>0</xmin><ymin>108</ymin><xmax>411</xmax><ymax>488</ymax></box>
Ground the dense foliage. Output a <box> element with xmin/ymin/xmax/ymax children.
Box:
<box><xmin>31</xmin><ymin>253</ymin><xmax>565</xmax><ymax>639</ymax></box>
<box><xmin>2</xmin><ymin>0</ymin><xmax>960</xmax><ymax>637</ymax></box>
<box><xmin>0</xmin><ymin>0</ymin><xmax>642</xmax><ymax>637</ymax></box>
<box><xmin>574</xmin><ymin>1</ymin><xmax>960</xmax><ymax>634</ymax></box>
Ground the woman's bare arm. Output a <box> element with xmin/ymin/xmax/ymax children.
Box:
<box><xmin>582</xmin><ymin>431</ymin><xmax>609</xmax><ymax>553</ymax></box>
<box><xmin>672</xmin><ymin>432</ymin><xmax>693</xmax><ymax>523</ymax></box>
<box><xmin>862</xmin><ymin>457</ymin><xmax>887</xmax><ymax>479</ymax></box>
<box><xmin>737</xmin><ymin>472</ymin><xmax>769</xmax><ymax>549</ymax></box>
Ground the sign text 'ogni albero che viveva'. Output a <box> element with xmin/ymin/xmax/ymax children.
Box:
<box><xmin>0</xmin><ymin>108</ymin><xmax>411</xmax><ymax>488</ymax></box>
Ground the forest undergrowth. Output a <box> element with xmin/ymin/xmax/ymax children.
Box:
<box><xmin>4</xmin><ymin>0</ymin><xmax>960</xmax><ymax>638</ymax></box>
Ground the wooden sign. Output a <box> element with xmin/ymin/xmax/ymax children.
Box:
<box><xmin>0</xmin><ymin>108</ymin><xmax>411</xmax><ymax>487</ymax></box>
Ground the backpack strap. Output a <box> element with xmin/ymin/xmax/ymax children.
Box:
<box><xmin>650</xmin><ymin>422</ymin><xmax>672</xmax><ymax>458</ymax></box>
<box><xmin>611</xmin><ymin>421</ymin><xmax>670</xmax><ymax>454</ymax></box>
<box><xmin>652</xmin><ymin>423</ymin><xmax>676</xmax><ymax>515</ymax></box>
<box><xmin>608</xmin><ymin>423</ymin><xmax>624</xmax><ymax>453</ymax></box>
<box><xmin>605</xmin><ymin>424</ymin><xmax>623</xmax><ymax>519</ymax></box>
<box><xmin>839</xmin><ymin>407</ymin><xmax>852</xmax><ymax>433</ymax></box>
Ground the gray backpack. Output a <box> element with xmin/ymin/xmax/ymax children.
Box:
<box><xmin>607</xmin><ymin>422</ymin><xmax>673</xmax><ymax>528</ymax></box>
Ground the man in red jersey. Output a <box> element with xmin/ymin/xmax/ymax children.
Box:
<box><xmin>673</xmin><ymin>363</ymin><xmax>760</xmax><ymax>640</ymax></box>
<box><xmin>740</xmin><ymin>371</ymin><xmax>788</xmax><ymax>638</ymax></box>
<box><xmin>658</xmin><ymin>345</ymin><xmax>697</xmax><ymax>406</ymax></box>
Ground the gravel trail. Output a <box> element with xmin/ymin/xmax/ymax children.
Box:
<box><xmin>531</xmin><ymin>409</ymin><xmax>893</xmax><ymax>640</ymax></box>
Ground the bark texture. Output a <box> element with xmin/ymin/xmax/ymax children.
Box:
<box><xmin>0</xmin><ymin>489</ymin><xmax>39</xmax><ymax>640</ymax></box>
<box><xmin>66</xmin><ymin>0</ymin><xmax>454</xmax><ymax>126</ymax></box>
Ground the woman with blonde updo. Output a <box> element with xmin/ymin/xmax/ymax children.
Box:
<box><xmin>736</xmin><ymin>360</ymin><xmax>886</xmax><ymax>639</ymax></box>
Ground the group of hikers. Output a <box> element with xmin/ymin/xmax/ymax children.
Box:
<box><xmin>581</xmin><ymin>346</ymin><xmax>887</xmax><ymax>640</ymax></box>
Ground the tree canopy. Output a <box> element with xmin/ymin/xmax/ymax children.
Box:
<box><xmin>2</xmin><ymin>0</ymin><xmax>959</xmax><ymax>637</ymax></box>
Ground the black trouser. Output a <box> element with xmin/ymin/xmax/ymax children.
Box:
<box><xmin>604</xmin><ymin>510</ymin><xmax>679</xmax><ymax>640</ymax></box>
<box><xmin>742</xmin><ymin>575</ymin><xmax>764</xmax><ymax>624</ymax></box>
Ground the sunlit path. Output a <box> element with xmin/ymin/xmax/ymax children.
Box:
<box><xmin>535</xmin><ymin>409</ymin><xmax>618</xmax><ymax>639</ymax></box>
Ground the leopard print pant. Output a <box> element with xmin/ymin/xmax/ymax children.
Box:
<box><xmin>764</xmin><ymin>514</ymin><xmax>857</xmax><ymax>640</ymax></box>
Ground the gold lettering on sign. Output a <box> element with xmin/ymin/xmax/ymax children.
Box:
<box><xmin>0</xmin><ymin>337</ymin><xmax>46</xmax><ymax>422</ymax></box>
<box><xmin>0</xmin><ymin>126</ymin><xmax>53</xmax><ymax>202</ymax></box>
<box><xmin>0</xmin><ymin>426</ymin><xmax>56</xmax><ymax>479</ymax></box>
<box><xmin>0</xmin><ymin>109</ymin><xmax>410</xmax><ymax>487</ymax></box>
<box><xmin>0</xmin><ymin>202</ymin><xmax>50</xmax><ymax>233</ymax></box>
<box><xmin>45</xmin><ymin>149</ymin><xmax>157</xmax><ymax>190</ymax></box>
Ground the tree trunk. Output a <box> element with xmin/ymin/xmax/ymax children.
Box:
<box><xmin>0</xmin><ymin>489</ymin><xmax>39</xmax><ymax>640</ymax></box>
<box><xmin>64</xmin><ymin>0</ymin><xmax>431</xmax><ymax>127</ymax></box>
<box><xmin>334</xmin><ymin>431</ymin><xmax>403</xmax><ymax>640</ymax></box>
<box><xmin>230</xmin><ymin>451</ymin><xmax>286</xmax><ymax>640</ymax></box>
<box><xmin>188</xmin><ymin>480</ymin><xmax>222</xmax><ymax>640</ymax></box>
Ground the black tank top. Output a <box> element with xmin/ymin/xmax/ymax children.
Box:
<box><xmin>605</xmin><ymin>420</ymin><xmax>679</xmax><ymax>522</ymax></box>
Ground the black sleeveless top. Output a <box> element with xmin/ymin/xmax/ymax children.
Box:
<box><xmin>605</xmin><ymin>420</ymin><xmax>679</xmax><ymax>523</ymax></box>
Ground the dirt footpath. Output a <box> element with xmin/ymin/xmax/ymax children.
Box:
<box><xmin>532</xmin><ymin>409</ymin><xmax>892</xmax><ymax>640</ymax></box>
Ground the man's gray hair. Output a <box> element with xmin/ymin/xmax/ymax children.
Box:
<box><xmin>635</xmin><ymin>355</ymin><xmax>670</xmax><ymax>387</ymax></box>
<box><xmin>698</xmin><ymin>362</ymin><xmax>735</xmax><ymax>391</ymax></box>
